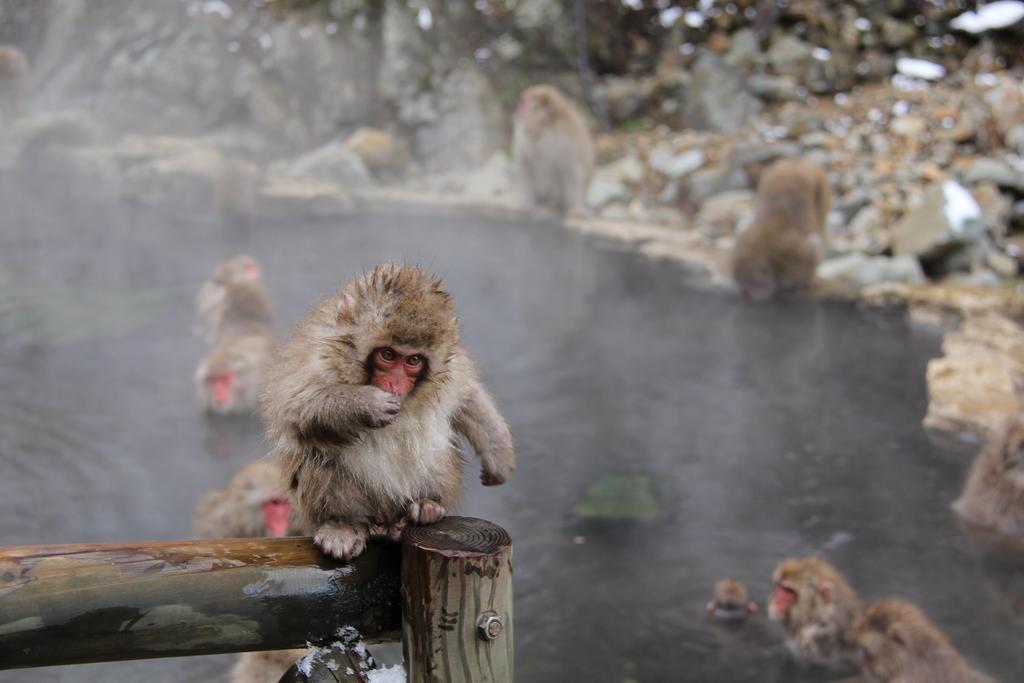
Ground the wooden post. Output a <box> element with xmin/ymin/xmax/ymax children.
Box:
<box><xmin>401</xmin><ymin>517</ymin><xmax>513</xmax><ymax>683</ymax></box>
<box><xmin>0</xmin><ymin>537</ymin><xmax>401</xmax><ymax>669</ymax></box>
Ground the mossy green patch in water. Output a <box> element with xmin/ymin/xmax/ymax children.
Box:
<box><xmin>573</xmin><ymin>474</ymin><xmax>660</xmax><ymax>521</ymax></box>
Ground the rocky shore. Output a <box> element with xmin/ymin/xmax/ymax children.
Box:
<box><xmin>3</xmin><ymin>0</ymin><xmax>1024</xmax><ymax>440</ymax></box>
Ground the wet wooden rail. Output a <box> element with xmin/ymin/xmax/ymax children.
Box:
<box><xmin>0</xmin><ymin>516</ymin><xmax>513</xmax><ymax>683</ymax></box>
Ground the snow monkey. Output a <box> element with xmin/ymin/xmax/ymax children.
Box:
<box><xmin>195</xmin><ymin>255</ymin><xmax>266</xmax><ymax>342</ymax></box>
<box><xmin>706</xmin><ymin>579</ymin><xmax>759</xmax><ymax>621</ymax></box>
<box><xmin>853</xmin><ymin>599</ymin><xmax>997</xmax><ymax>683</ymax></box>
<box><xmin>954</xmin><ymin>412</ymin><xmax>1024</xmax><ymax>537</ymax></box>
<box><xmin>768</xmin><ymin>556</ymin><xmax>863</xmax><ymax>668</ymax></box>
<box><xmin>261</xmin><ymin>264</ymin><xmax>516</xmax><ymax>561</ymax></box>
<box><xmin>0</xmin><ymin>45</ymin><xmax>29</xmax><ymax>122</ymax></box>
<box><xmin>192</xmin><ymin>460</ymin><xmax>299</xmax><ymax>539</ymax></box>
<box><xmin>193</xmin><ymin>460</ymin><xmax>307</xmax><ymax>683</ymax></box>
<box><xmin>512</xmin><ymin>84</ymin><xmax>596</xmax><ymax>216</ymax></box>
<box><xmin>194</xmin><ymin>256</ymin><xmax>277</xmax><ymax>415</ymax></box>
<box><xmin>732</xmin><ymin>158</ymin><xmax>831</xmax><ymax>300</ymax></box>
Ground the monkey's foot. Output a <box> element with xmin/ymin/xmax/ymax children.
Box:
<box><xmin>407</xmin><ymin>500</ymin><xmax>446</xmax><ymax>525</ymax></box>
<box><xmin>313</xmin><ymin>522</ymin><xmax>367</xmax><ymax>561</ymax></box>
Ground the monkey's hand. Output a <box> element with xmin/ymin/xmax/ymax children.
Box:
<box><xmin>407</xmin><ymin>500</ymin><xmax>446</xmax><ymax>525</ymax></box>
<box><xmin>357</xmin><ymin>386</ymin><xmax>402</xmax><ymax>428</ymax></box>
<box><xmin>480</xmin><ymin>442</ymin><xmax>515</xmax><ymax>486</ymax></box>
<box><xmin>454</xmin><ymin>381</ymin><xmax>516</xmax><ymax>486</ymax></box>
<box><xmin>313</xmin><ymin>522</ymin><xmax>368</xmax><ymax>561</ymax></box>
<box><xmin>480</xmin><ymin>449</ymin><xmax>515</xmax><ymax>486</ymax></box>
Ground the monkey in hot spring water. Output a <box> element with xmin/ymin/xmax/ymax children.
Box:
<box><xmin>261</xmin><ymin>264</ymin><xmax>516</xmax><ymax>560</ymax></box>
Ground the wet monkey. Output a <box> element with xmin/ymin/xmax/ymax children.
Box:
<box><xmin>954</xmin><ymin>412</ymin><xmax>1024</xmax><ymax>537</ymax></box>
<box><xmin>192</xmin><ymin>460</ymin><xmax>299</xmax><ymax>539</ymax></box>
<box><xmin>194</xmin><ymin>256</ymin><xmax>277</xmax><ymax>415</ymax></box>
<box><xmin>193</xmin><ymin>461</ymin><xmax>307</xmax><ymax>683</ymax></box>
<box><xmin>768</xmin><ymin>556</ymin><xmax>863</xmax><ymax>668</ymax></box>
<box><xmin>194</xmin><ymin>254</ymin><xmax>266</xmax><ymax>342</ymax></box>
<box><xmin>512</xmin><ymin>84</ymin><xmax>596</xmax><ymax>216</ymax></box>
<box><xmin>707</xmin><ymin>579</ymin><xmax>759</xmax><ymax>620</ymax></box>
<box><xmin>261</xmin><ymin>264</ymin><xmax>515</xmax><ymax>561</ymax></box>
<box><xmin>853</xmin><ymin>599</ymin><xmax>997</xmax><ymax>683</ymax></box>
<box><xmin>195</xmin><ymin>330</ymin><xmax>276</xmax><ymax>415</ymax></box>
<box><xmin>732</xmin><ymin>158</ymin><xmax>831</xmax><ymax>300</ymax></box>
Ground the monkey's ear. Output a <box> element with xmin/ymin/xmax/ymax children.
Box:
<box><xmin>888</xmin><ymin>623</ymin><xmax>908</xmax><ymax>648</ymax></box>
<box><xmin>335</xmin><ymin>292</ymin><xmax>357</xmax><ymax>326</ymax></box>
<box><xmin>818</xmin><ymin>582</ymin><xmax>833</xmax><ymax>604</ymax></box>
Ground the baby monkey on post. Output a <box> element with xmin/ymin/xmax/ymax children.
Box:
<box><xmin>261</xmin><ymin>264</ymin><xmax>515</xmax><ymax>561</ymax></box>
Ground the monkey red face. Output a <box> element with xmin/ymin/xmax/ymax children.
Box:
<box><xmin>768</xmin><ymin>581</ymin><xmax>798</xmax><ymax>621</ymax></box>
<box><xmin>261</xmin><ymin>497</ymin><xmax>291</xmax><ymax>537</ymax></box>
<box><xmin>240</xmin><ymin>259</ymin><xmax>260</xmax><ymax>280</ymax></box>
<box><xmin>207</xmin><ymin>371</ymin><xmax>235</xmax><ymax>407</ymax></box>
<box><xmin>370</xmin><ymin>347</ymin><xmax>427</xmax><ymax>397</ymax></box>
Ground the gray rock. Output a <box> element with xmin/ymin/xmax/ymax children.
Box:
<box><xmin>381</xmin><ymin>1</ymin><xmax>438</xmax><ymax>127</ymax></box>
<box><xmin>963</xmin><ymin>157</ymin><xmax>1024</xmax><ymax>192</ymax></box>
<box><xmin>587</xmin><ymin>156</ymin><xmax>644</xmax><ymax>208</ymax></box>
<box><xmin>258</xmin><ymin>177</ymin><xmax>356</xmax><ymax>218</ymax></box>
<box><xmin>463</xmin><ymin>152</ymin><xmax>513</xmax><ymax>197</ymax></box>
<box><xmin>817</xmin><ymin>253</ymin><xmax>925</xmax><ymax>292</ymax></box>
<box><xmin>725</xmin><ymin>28</ymin><xmax>761</xmax><ymax>67</ymax></box>
<box><xmin>798</xmin><ymin>132</ymin><xmax>833</xmax><ymax>149</ymax></box>
<box><xmin>413</xmin><ymin>63</ymin><xmax>507</xmax><ymax>172</ymax></box>
<box><xmin>681</xmin><ymin>53</ymin><xmax>762</xmax><ymax>133</ymax></box>
<box><xmin>285</xmin><ymin>141</ymin><xmax>373</xmax><ymax>188</ymax></box>
<box><xmin>747</xmin><ymin>74</ymin><xmax>805</xmax><ymax>102</ymax></box>
<box><xmin>597</xmin><ymin>76</ymin><xmax>656</xmax><ymax>123</ymax></box>
<box><xmin>696</xmin><ymin>190</ymin><xmax>754</xmax><ymax>237</ymax></box>
<box><xmin>848</xmin><ymin>205</ymin><xmax>885</xmax><ymax>236</ymax></box>
<box><xmin>648</xmin><ymin>145</ymin><xmax>704</xmax><ymax>179</ymax></box>
<box><xmin>677</xmin><ymin>163</ymin><xmax>750</xmax><ymax>209</ymax></box>
<box><xmin>801</xmin><ymin>49</ymin><xmax>856</xmax><ymax>94</ymax></box>
<box><xmin>1005</xmin><ymin>124</ymin><xmax>1024</xmax><ymax>155</ymax></box>
<box><xmin>890</xmin><ymin>116</ymin><xmax>927</xmax><ymax>138</ymax></box>
<box><xmin>970</xmin><ymin>182</ymin><xmax>1013</xmax><ymax>237</ymax></box>
<box><xmin>881</xmin><ymin>18</ymin><xmax>917</xmax><ymax>48</ymax></box>
<box><xmin>343</xmin><ymin>127</ymin><xmax>410</xmax><ymax>176</ymax></box>
<box><xmin>730</xmin><ymin>143</ymin><xmax>802</xmax><ymax>168</ymax></box>
<box><xmin>891</xmin><ymin>181</ymin><xmax>987</xmax><ymax>260</ymax></box>
<box><xmin>767</xmin><ymin>34</ymin><xmax>813</xmax><ymax>79</ymax></box>
<box><xmin>28</xmin><ymin>2</ymin><xmax>376</xmax><ymax>154</ymax></box>
<box><xmin>945</xmin><ymin>269</ymin><xmax>1002</xmax><ymax>287</ymax></box>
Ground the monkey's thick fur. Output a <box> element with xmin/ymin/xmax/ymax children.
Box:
<box><xmin>770</xmin><ymin>556</ymin><xmax>862</xmax><ymax>668</ymax></box>
<box><xmin>954</xmin><ymin>413</ymin><xmax>1024</xmax><ymax>537</ymax></box>
<box><xmin>192</xmin><ymin>460</ymin><xmax>298</xmax><ymax>539</ymax></box>
<box><xmin>853</xmin><ymin>599</ymin><xmax>997</xmax><ymax>683</ymax></box>
<box><xmin>261</xmin><ymin>264</ymin><xmax>514</xmax><ymax>559</ymax></box>
<box><xmin>732</xmin><ymin>158</ymin><xmax>830</xmax><ymax>300</ymax></box>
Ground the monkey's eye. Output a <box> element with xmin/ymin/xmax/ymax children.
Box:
<box><xmin>377</xmin><ymin>348</ymin><xmax>396</xmax><ymax>362</ymax></box>
<box><xmin>405</xmin><ymin>354</ymin><xmax>423</xmax><ymax>367</ymax></box>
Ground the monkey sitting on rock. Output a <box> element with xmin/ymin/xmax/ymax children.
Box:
<box><xmin>732</xmin><ymin>158</ymin><xmax>831</xmax><ymax>300</ymax></box>
<box><xmin>261</xmin><ymin>263</ymin><xmax>516</xmax><ymax>561</ymax></box>
<box><xmin>512</xmin><ymin>84</ymin><xmax>595</xmax><ymax>216</ymax></box>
